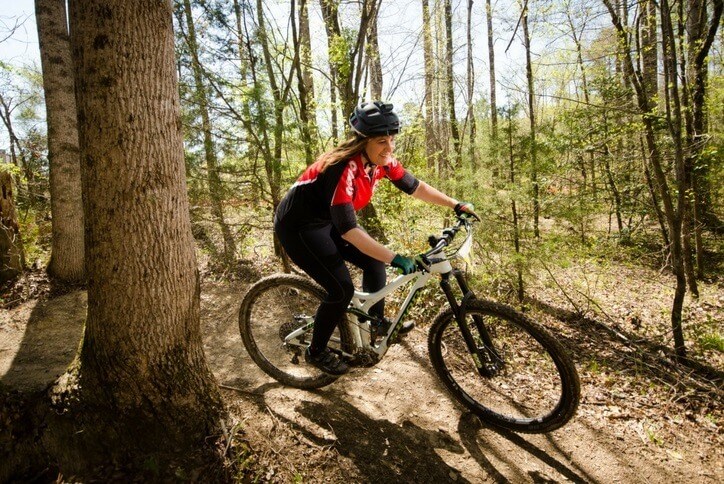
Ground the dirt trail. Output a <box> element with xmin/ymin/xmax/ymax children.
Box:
<box><xmin>1</xmin><ymin>280</ymin><xmax>721</xmax><ymax>483</ymax></box>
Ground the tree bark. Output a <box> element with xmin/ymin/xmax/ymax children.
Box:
<box><xmin>51</xmin><ymin>0</ymin><xmax>227</xmax><ymax>473</ymax></box>
<box><xmin>0</xmin><ymin>169</ymin><xmax>23</xmax><ymax>283</ymax></box>
<box><xmin>35</xmin><ymin>0</ymin><xmax>85</xmax><ymax>282</ymax></box>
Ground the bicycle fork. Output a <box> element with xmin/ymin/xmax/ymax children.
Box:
<box><xmin>440</xmin><ymin>270</ymin><xmax>503</xmax><ymax>377</ymax></box>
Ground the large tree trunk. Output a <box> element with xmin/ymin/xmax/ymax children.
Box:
<box><xmin>36</xmin><ymin>0</ymin><xmax>85</xmax><ymax>283</ymax></box>
<box><xmin>181</xmin><ymin>0</ymin><xmax>236</xmax><ymax>266</ymax></box>
<box><xmin>40</xmin><ymin>0</ymin><xmax>227</xmax><ymax>474</ymax></box>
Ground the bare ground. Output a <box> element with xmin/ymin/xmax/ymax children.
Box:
<box><xmin>1</xmin><ymin>264</ymin><xmax>722</xmax><ymax>483</ymax></box>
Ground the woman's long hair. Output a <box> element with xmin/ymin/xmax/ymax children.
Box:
<box><xmin>317</xmin><ymin>136</ymin><xmax>368</xmax><ymax>172</ymax></box>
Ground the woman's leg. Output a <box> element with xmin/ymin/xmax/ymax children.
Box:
<box><xmin>275</xmin><ymin>223</ymin><xmax>354</xmax><ymax>354</ymax></box>
<box><xmin>331</xmin><ymin>229</ymin><xmax>386</xmax><ymax>318</ymax></box>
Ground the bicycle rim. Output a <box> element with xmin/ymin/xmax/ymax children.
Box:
<box><xmin>239</xmin><ymin>274</ymin><xmax>345</xmax><ymax>389</ymax></box>
<box><xmin>429</xmin><ymin>300</ymin><xmax>579</xmax><ymax>432</ymax></box>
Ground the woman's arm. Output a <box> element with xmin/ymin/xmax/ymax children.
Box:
<box><xmin>341</xmin><ymin>228</ymin><xmax>396</xmax><ymax>263</ymax></box>
<box><xmin>410</xmin><ymin>181</ymin><xmax>458</xmax><ymax>208</ymax></box>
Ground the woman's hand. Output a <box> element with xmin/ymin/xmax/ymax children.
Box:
<box><xmin>391</xmin><ymin>254</ymin><xmax>416</xmax><ymax>274</ymax></box>
<box><xmin>454</xmin><ymin>202</ymin><xmax>480</xmax><ymax>221</ymax></box>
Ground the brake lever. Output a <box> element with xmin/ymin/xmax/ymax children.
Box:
<box><xmin>416</xmin><ymin>254</ymin><xmax>432</xmax><ymax>272</ymax></box>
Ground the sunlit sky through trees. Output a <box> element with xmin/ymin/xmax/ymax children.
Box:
<box><xmin>1</xmin><ymin>0</ymin><xmax>617</xmax><ymax>150</ymax></box>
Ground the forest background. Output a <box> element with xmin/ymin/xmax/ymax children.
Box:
<box><xmin>0</xmin><ymin>0</ymin><xmax>722</xmax><ymax>480</ymax></box>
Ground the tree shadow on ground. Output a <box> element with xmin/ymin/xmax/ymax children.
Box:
<box><xmin>267</xmin><ymin>391</ymin><xmax>470</xmax><ymax>483</ymax></box>
<box><xmin>0</xmin><ymin>290</ymin><xmax>86</xmax><ymax>392</ymax></box>
<box><xmin>457</xmin><ymin>412</ymin><xmax>597</xmax><ymax>483</ymax></box>
<box><xmin>527</xmin><ymin>297</ymin><xmax>722</xmax><ymax>403</ymax></box>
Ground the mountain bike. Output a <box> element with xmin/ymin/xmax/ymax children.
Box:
<box><xmin>239</xmin><ymin>214</ymin><xmax>580</xmax><ymax>433</ymax></box>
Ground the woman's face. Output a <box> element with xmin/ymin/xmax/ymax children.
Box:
<box><xmin>364</xmin><ymin>135</ymin><xmax>396</xmax><ymax>166</ymax></box>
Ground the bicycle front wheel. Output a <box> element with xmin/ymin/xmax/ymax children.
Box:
<box><xmin>428</xmin><ymin>299</ymin><xmax>580</xmax><ymax>433</ymax></box>
<box><xmin>239</xmin><ymin>274</ymin><xmax>352</xmax><ymax>389</ymax></box>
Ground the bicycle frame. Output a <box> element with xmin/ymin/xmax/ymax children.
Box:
<box><xmin>344</xmin><ymin>256</ymin><xmax>454</xmax><ymax>356</ymax></box>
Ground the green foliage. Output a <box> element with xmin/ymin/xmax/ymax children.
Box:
<box><xmin>328</xmin><ymin>32</ymin><xmax>353</xmax><ymax>81</ymax></box>
<box><xmin>698</xmin><ymin>332</ymin><xmax>724</xmax><ymax>353</ymax></box>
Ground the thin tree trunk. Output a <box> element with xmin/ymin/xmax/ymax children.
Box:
<box><xmin>641</xmin><ymin>136</ymin><xmax>670</xmax><ymax>249</ymax></box>
<box><xmin>603</xmin><ymin>0</ymin><xmax>687</xmax><ymax>358</ymax></box>
<box><xmin>422</xmin><ymin>0</ymin><xmax>438</xmax><ymax>170</ymax></box>
<box><xmin>688</xmin><ymin>0</ymin><xmax>724</xmax><ymax>231</ymax></box>
<box><xmin>602</xmin><ymin>113</ymin><xmax>623</xmax><ymax>235</ymax></box>
<box><xmin>466</xmin><ymin>0</ymin><xmax>477</xmax><ymax>176</ymax></box>
<box><xmin>444</xmin><ymin>0</ymin><xmax>462</xmax><ymax>179</ymax></box>
<box><xmin>367</xmin><ymin>4</ymin><xmax>383</xmax><ymax>100</ymax></box>
<box><xmin>485</xmin><ymin>0</ymin><xmax>497</xmax><ymax>140</ymax></box>
<box><xmin>660</xmin><ymin>0</ymin><xmax>698</xmax><ymax>298</ymax></box>
<box><xmin>295</xmin><ymin>0</ymin><xmax>317</xmax><ymax>166</ymax></box>
<box><xmin>0</xmin><ymin>95</ymin><xmax>31</xmax><ymax>203</ymax></box>
<box><xmin>321</xmin><ymin>0</ymin><xmax>341</xmax><ymax>142</ymax></box>
<box><xmin>507</xmin><ymin>109</ymin><xmax>523</xmax><ymax>302</ymax></box>
<box><xmin>257</xmin><ymin>0</ymin><xmax>298</xmax><ymax>272</ymax></box>
<box><xmin>35</xmin><ymin>0</ymin><xmax>85</xmax><ymax>282</ymax></box>
<box><xmin>641</xmin><ymin>0</ymin><xmax>658</xmax><ymax>102</ymax></box>
<box><xmin>181</xmin><ymin>0</ymin><xmax>236</xmax><ymax>265</ymax></box>
<box><xmin>521</xmin><ymin>2</ymin><xmax>539</xmax><ymax>238</ymax></box>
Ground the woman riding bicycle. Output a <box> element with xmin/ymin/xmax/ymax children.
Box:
<box><xmin>274</xmin><ymin>101</ymin><xmax>477</xmax><ymax>375</ymax></box>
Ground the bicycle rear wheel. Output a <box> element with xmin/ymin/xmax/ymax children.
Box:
<box><xmin>428</xmin><ymin>299</ymin><xmax>580</xmax><ymax>433</ymax></box>
<box><xmin>239</xmin><ymin>274</ymin><xmax>352</xmax><ymax>389</ymax></box>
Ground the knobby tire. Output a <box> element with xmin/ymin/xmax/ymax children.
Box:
<box><xmin>428</xmin><ymin>299</ymin><xmax>580</xmax><ymax>433</ymax></box>
<box><xmin>239</xmin><ymin>274</ymin><xmax>353</xmax><ymax>389</ymax></box>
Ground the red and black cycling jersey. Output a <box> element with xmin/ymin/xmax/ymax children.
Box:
<box><xmin>275</xmin><ymin>153</ymin><xmax>419</xmax><ymax>234</ymax></box>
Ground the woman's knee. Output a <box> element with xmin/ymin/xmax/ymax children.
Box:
<box><xmin>335</xmin><ymin>278</ymin><xmax>355</xmax><ymax>304</ymax></box>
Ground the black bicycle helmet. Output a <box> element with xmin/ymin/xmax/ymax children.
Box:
<box><xmin>349</xmin><ymin>101</ymin><xmax>400</xmax><ymax>137</ymax></box>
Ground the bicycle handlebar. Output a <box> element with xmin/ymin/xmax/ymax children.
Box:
<box><xmin>416</xmin><ymin>214</ymin><xmax>476</xmax><ymax>270</ymax></box>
